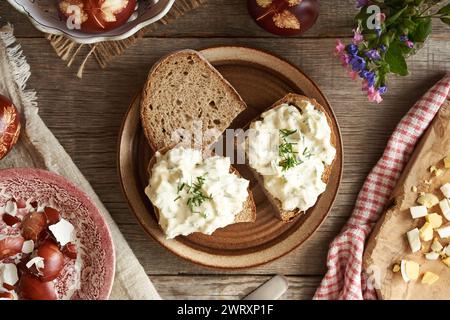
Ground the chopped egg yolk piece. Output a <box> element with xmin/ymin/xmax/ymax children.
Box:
<box><xmin>417</xmin><ymin>193</ymin><xmax>439</xmax><ymax>208</ymax></box>
<box><xmin>443</xmin><ymin>257</ymin><xmax>450</xmax><ymax>268</ymax></box>
<box><xmin>426</xmin><ymin>213</ymin><xmax>443</xmax><ymax>229</ymax></box>
<box><xmin>420</xmin><ymin>222</ymin><xmax>434</xmax><ymax>241</ymax></box>
<box><xmin>422</xmin><ymin>272</ymin><xmax>439</xmax><ymax>285</ymax></box>
<box><xmin>431</xmin><ymin>238</ymin><xmax>444</xmax><ymax>252</ymax></box>
<box><xmin>444</xmin><ymin>156</ymin><xmax>450</xmax><ymax>169</ymax></box>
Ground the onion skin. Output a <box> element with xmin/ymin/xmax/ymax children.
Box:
<box><xmin>0</xmin><ymin>236</ymin><xmax>25</xmax><ymax>260</ymax></box>
<box><xmin>0</xmin><ymin>94</ymin><xmax>20</xmax><ymax>160</ymax></box>
<box><xmin>21</xmin><ymin>212</ymin><xmax>47</xmax><ymax>241</ymax></box>
<box><xmin>19</xmin><ymin>274</ymin><xmax>57</xmax><ymax>300</ymax></box>
<box><xmin>44</xmin><ymin>207</ymin><xmax>61</xmax><ymax>225</ymax></box>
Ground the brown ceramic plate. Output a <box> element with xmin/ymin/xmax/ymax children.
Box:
<box><xmin>118</xmin><ymin>46</ymin><xmax>343</xmax><ymax>269</ymax></box>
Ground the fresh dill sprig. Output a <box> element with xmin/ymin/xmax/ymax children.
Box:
<box><xmin>174</xmin><ymin>175</ymin><xmax>212</xmax><ymax>214</ymax></box>
<box><xmin>278</xmin><ymin>129</ymin><xmax>301</xmax><ymax>171</ymax></box>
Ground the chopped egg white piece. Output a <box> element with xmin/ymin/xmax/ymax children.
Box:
<box><xmin>425</xmin><ymin>252</ymin><xmax>440</xmax><ymax>260</ymax></box>
<box><xmin>0</xmin><ymin>263</ymin><xmax>18</xmax><ymax>286</ymax></box>
<box><xmin>400</xmin><ymin>260</ymin><xmax>420</xmax><ymax>282</ymax></box>
<box><xmin>437</xmin><ymin>226</ymin><xmax>450</xmax><ymax>239</ymax></box>
<box><xmin>4</xmin><ymin>200</ymin><xmax>17</xmax><ymax>216</ymax></box>
<box><xmin>417</xmin><ymin>193</ymin><xmax>439</xmax><ymax>208</ymax></box>
<box><xmin>21</xmin><ymin>240</ymin><xmax>34</xmax><ymax>254</ymax></box>
<box><xmin>426</xmin><ymin>213</ymin><xmax>443</xmax><ymax>229</ymax></box>
<box><xmin>49</xmin><ymin>218</ymin><xmax>75</xmax><ymax>246</ymax></box>
<box><xmin>444</xmin><ymin>245</ymin><xmax>450</xmax><ymax>256</ymax></box>
<box><xmin>422</xmin><ymin>271</ymin><xmax>439</xmax><ymax>285</ymax></box>
<box><xmin>441</xmin><ymin>183</ymin><xmax>450</xmax><ymax>199</ymax></box>
<box><xmin>431</xmin><ymin>238</ymin><xmax>444</xmax><ymax>252</ymax></box>
<box><xmin>439</xmin><ymin>199</ymin><xmax>450</xmax><ymax>221</ymax></box>
<box><xmin>407</xmin><ymin>228</ymin><xmax>421</xmax><ymax>253</ymax></box>
<box><xmin>26</xmin><ymin>257</ymin><xmax>44</xmax><ymax>272</ymax></box>
<box><xmin>410</xmin><ymin>206</ymin><xmax>428</xmax><ymax>219</ymax></box>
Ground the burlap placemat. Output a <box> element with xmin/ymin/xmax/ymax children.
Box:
<box><xmin>0</xmin><ymin>23</ymin><xmax>161</xmax><ymax>300</ymax></box>
<box><xmin>47</xmin><ymin>0</ymin><xmax>206</xmax><ymax>78</ymax></box>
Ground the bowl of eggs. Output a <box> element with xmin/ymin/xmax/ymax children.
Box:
<box><xmin>6</xmin><ymin>0</ymin><xmax>175</xmax><ymax>44</ymax></box>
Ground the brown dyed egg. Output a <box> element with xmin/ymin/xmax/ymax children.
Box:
<box><xmin>0</xmin><ymin>94</ymin><xmax>20</xmax><ymax>160</ymax></box>
<box><xmin>57</xmin><ymin>0</ymin><xmax>137</xmax><ymax>33</ymax></box>
<box><xmin>247</xmin><ymin>0</ymin><xmax>319</xmax><ymax>36</ymax></box>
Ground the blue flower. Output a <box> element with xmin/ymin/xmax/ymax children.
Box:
<box><xmin>399</xmin><ymin>35</ymin><xmax>409</xmax><ymax>42</ymax></box>
<box><xmin>350</xmin><ymin>55</ymin><xmax>366</xmax><ymax>72</ymax></box>
<box><xmin>375</xmin><ymin>27</ymin><xmax>382</xmax><ymax>37</ymax></box>
<box><xmin>360</xmin><ymin>70</ymin><xmax>376</xmax><ymax>87</ymax></box>
<box><xmin>378</xmin><ymin>85</ymin><xmax>388</xmax><ymax>95</ymax></box>
<box><xmin>379</xmin><ymin>45</ymin><xmax>387</xmax><ymax>53</ymax></box>
<box><xmin>346</xmin><ymin>44</ymin><xmax>359</xmax><ymax>56</ymax></box>
<box><xmin>365</xmin><ymin>49</ymin><xmax>381</xmax><ymax>61</ymax></box>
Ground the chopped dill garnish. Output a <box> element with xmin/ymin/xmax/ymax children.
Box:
<box><xmin>278</xmin><ymin>129</ymin><xmax>301</xmax><ymax>171</ymax></box>
<box><xmin>175</xmin><ymin>174</ymin><xmax>212</xmax><ymax>213</ymax></box>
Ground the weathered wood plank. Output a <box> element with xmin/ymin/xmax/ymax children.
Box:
<box><xmin>2</xmin><ymin>0</ymin><xmax>450</xmax><ymax>39</ymax></box>
<box><xmin>150</xmin><ymin>275</ymin><xmax>321</xmax><ymax>300</ymax></box>
<box><xmin>10</xmin><ymin>37</ymin><xmax>448</xmax><ymax>277</ymax></box>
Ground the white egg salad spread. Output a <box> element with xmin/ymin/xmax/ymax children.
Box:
<box><xmin>246</xmin><ymin>101</ymin><xmax>336</xmax><ymax>212</ymax></box>
<box><xmin>145</xmin><ymin>147</ymin><xmax>250</xmax><ymax>239</ymax></box>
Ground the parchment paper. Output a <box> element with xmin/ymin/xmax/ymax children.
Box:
<box><xmin>0</xmin><ymin>24</ymin><xmax>161</xmax><ymax>300</ymax></box>
<box><xmin>364</xmin><ymin>101</ymin><xmax>450</xmax><ymax>300</ymax></box>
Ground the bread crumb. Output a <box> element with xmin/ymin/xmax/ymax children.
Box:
<box><xmin>412</xmin><ymin>186</ymin><xmax>418</xmax><ymax>192</ymax></box>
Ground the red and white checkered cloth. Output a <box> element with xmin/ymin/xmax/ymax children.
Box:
<box><xmin>314</xmin><ymin>74</ymin><xmax>450</xmax><ymax>300</ymax></box>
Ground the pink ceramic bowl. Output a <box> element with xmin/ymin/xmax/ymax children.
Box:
<box><xmin>0</xmin><ymin>168</ymin><xmax>115</xmax><ymax>300</ymax></box>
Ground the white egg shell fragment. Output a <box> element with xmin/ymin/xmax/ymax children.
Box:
<box><xmin>49</xmin><ymin>218</ymin><xmax>75</xmax><ymax>246</ymax></box>
<box><xmin>26</xmin><ymin>256</ymin><xmax>45</xmax><ymax>272</ymax></box>
<box><xmin>406</xmin><ymin>228</ymin><xmax>421</xmax><ymax>253</ymax></box>
<box><xmin>21</xmin><ymin>240</ymin><xmax>34</xmax><ymax>254</ymax></box>
<box><xmin>0</xmin><ymin>263</ymin><xmax>19</xmax><ymax>286</ymax></box>
<box><xmin>4</xmin><ymin>200</ymin><xmax>17</xmax><ymax>216</ymax></box>
<box><xmin>410</xmin><ymin>206</ymin><xmax>428</xmax><ymax>219</ymax></box>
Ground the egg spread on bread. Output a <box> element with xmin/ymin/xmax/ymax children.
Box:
<box><xmin>145</xmin><ymin>147</ymin><xmax>250</xmax><ymax>239</ymax></box>
<box><xmin>246</xmin><ymin>101</ymin><xmax>336</xmax><ymax>212</ymax></box>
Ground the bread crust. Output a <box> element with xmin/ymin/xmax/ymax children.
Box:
<box><xmin>147</xmin><ymin>146</ymin><xmax>256</xmax><ymax>228</ymax></box>
<box><xmin>248</xmin><ymin>93</ymin><xmax>337</xmax><ymax>222</ymax></box>
<box><xmin>140</xmin><ymin>49</ymin><xmax>247</xmax><ymax>152</ymax></box>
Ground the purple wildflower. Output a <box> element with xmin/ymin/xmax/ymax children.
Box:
<box><xmin>375</xmin><ymin>27</ymin><xmax>382</xmax><ymax>37</ymax></box>
<box><xmin>399</xmin><ymin>35</ymin><xmax>408</xmax><ymax>42</ymax></box>
<box><xmin>365</xmin><ymin>49</ymin><xmax>381</xmax><ymax>61</ymax></box>
<box><xmin>350</xmin><ymin>55</ymin><xmax>366</xmax><ymax>72</ymax></box>
<box><xmin>379</xmin><ymin>44</ymin><xmax>387</xmax><ymax>52</ymax></box>
<box><xmin>378</xmin><ymin>85</ymin><xmax>388</xmax><ymax>95</ymax></box>
<box><xmin>346</xmin><ymin>44</ymin><xmax>359</xmax><ymax>56</ymax></box>
<box><xmin>356</xmin><ymin>0</ymin><xmax>368</xmax><ymax>8</ymax></box>
<box><xmin>360</xmin><ymin>70</ymin><xmax>376</xmax><ymax>87</ymax></box>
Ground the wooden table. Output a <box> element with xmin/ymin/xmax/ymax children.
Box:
<box><xmin>2</xmin><ymin>0</ymin><xmax>450</xmax><ymax>300</ymax></box>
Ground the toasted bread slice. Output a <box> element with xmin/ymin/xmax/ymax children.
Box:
<box><xmin>140</xmin><ymin>50</ymin><xmax>247</xmax><ymax>152</ymax></box>
<box><xmin>247</xmin><ymin>93</ymin><xmax>337</xmax><ymax>222</ymax></box>
<box><xmin>147</xmin><ymin>147</ymin><xmax>256</xmax><ymax>228</ymax></box>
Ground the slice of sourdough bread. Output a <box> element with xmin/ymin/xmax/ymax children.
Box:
<box><xmin>248</xmin><ymin>93</ymin><xmax>337</xmax><ymax>222</ymax></box>
<box><xmin>140</xmin><ymin>49</ymin><xmax>247</xmax><ymax>151</ymax></box>
<box><xmin>147</xmin><ymin>147</ymin><xmax>256</xmax><ymax>227</ymax></box>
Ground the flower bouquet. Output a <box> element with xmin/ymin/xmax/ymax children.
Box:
<box><xmin>335</xmin><ymin>0</ymin><xmax>450</xmax><ymax>103</ymax></box>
